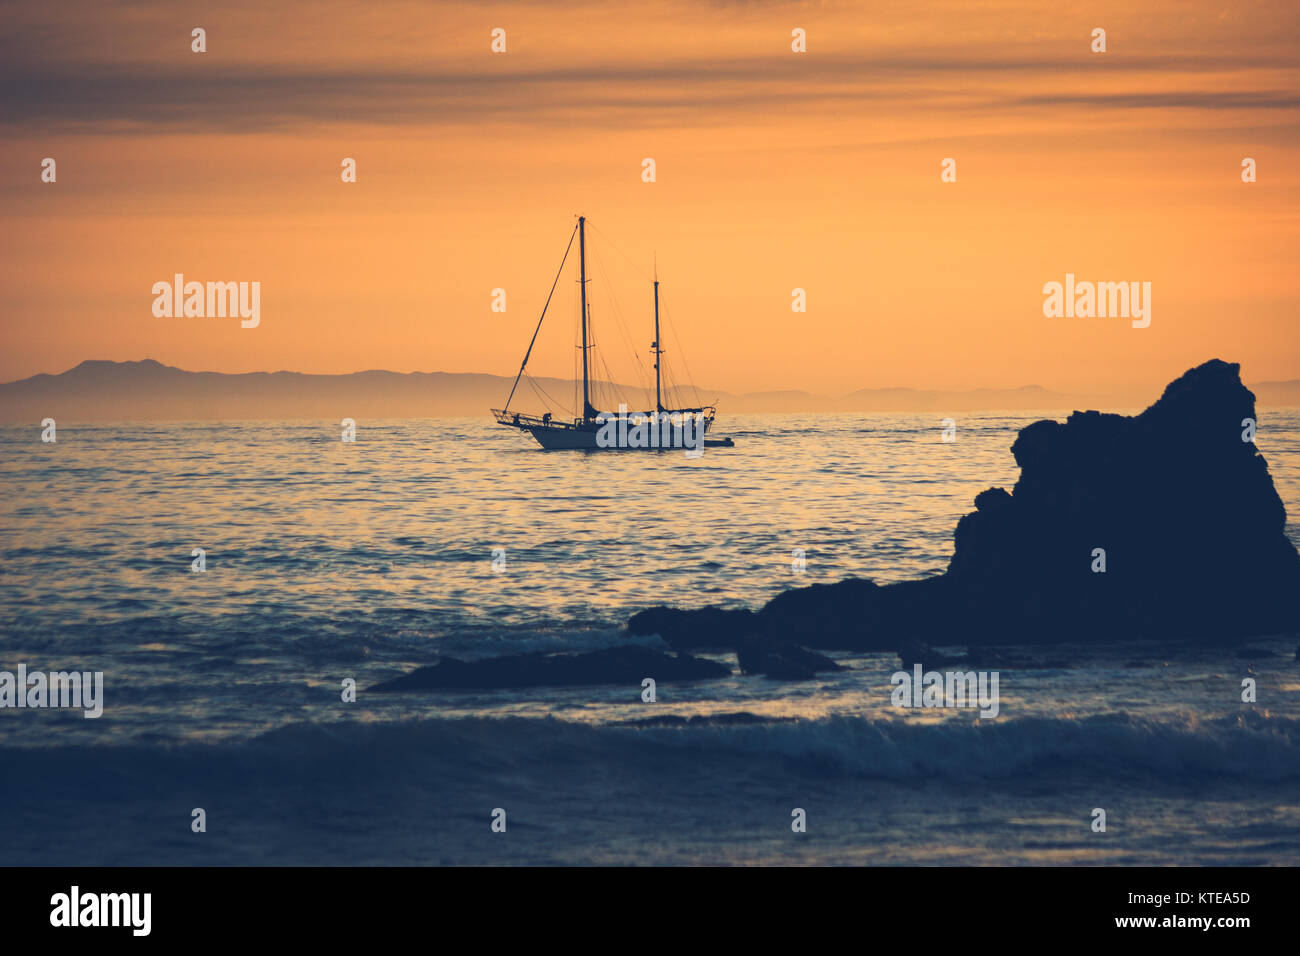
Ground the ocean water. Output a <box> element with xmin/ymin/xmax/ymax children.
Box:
<box><xmin>1</xmin><ymin>410</ymin><xmax>1299</xmax><ymax>865</ymax></box>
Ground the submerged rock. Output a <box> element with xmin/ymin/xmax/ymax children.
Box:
<box><xmin>625</xmin><ymin>606</ymin><xmax>756</xmax><ymax>650</ymax></box>
<box><xmin>735</xmin><ymin>634</ymin><xmax>843</xmax><ymax>681</ymax></box>
<box><xmin>369</xmin><ymin>645</ymin><xmax>731</xmax><ymax>692</ymax></box>
<box><xmin>897</xmin><ymin>640</ymin><xmax>969</xmax><ymax>670</ymax></box>
<box><xmin>627</xmin><ymin>360</ymin><xmax>1300</xmax><ymax>650</ymax></box>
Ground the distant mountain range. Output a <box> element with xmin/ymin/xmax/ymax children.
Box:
<box><xmin>2</xmin><ymin>359</ymin><xmax>1298</xmax><ymax>423</ymax></box>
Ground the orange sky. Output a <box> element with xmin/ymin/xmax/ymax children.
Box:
<box><xmin>1</xmin><ymin>0</ymin><xmax>1298</xmax><ymax>394</ymax></box>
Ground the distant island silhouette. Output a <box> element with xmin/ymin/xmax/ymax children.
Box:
<box><xmin>5</xmin><ymin>358</ymin><xmax>1300</xmax><ymax>423</ymax></box>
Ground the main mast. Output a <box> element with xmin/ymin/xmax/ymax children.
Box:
<box><xmin>579</xmin><ymin>215</ymin><xmax>593</xmax><ymax>422</ymax></box>
<box><xmin>652</xmin><ymin>275</ymin><xmax>663</xmax><ymax>414</ymax></box>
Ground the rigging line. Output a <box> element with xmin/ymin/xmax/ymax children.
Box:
<box><xmin>588</xmin><ymin>309</ymin><xmax>616</xmax><ymax>410</ymax></box>
<box><xmin>584</xmin><ymin>247</ymin><xmax>619</xmax><ymax>411</ymax></box>
<box><xmin>662</xmin><ymin>355</ymin><xmax>688</xmax><ymax>409</ymax></box>
<box><xmin>588</xmin><ymin>221</ymin><xmax>663</xmax><ymax>409</ymax></box>
<box><xmin>596</xmin><ymin>349</ymin><xmax>625</xmax><ymax>412</ymax></box>
<box><xmin>589</xmin><ymin>221</ymin><xmax>694</xmax><ymax>410</ymax></box>
<box><xmin>586</xmin><ymin>220</ymin><xmax>654</xmax><ymax>284</ymax></box>
<box><xmin>526</xmin><ymin>375</ymin><xmax>573</xmax><ymax>417</ymax></box>
<box><xmin>592</xmin><ymin>303</ymin><xmax>636</xmax><ymax>412</ymax></box>
<box><xmin>583</xmin><ymin>296</ymin><xmax>606</xmax><ymax>410</ymax></box>
<box><xmin>504</xmin><ymin>223</ymin><xmax>578</xmax><ymax>412</ymax></box>
<box><xmin>525</xmin><ymin>366</ymin><xmax>570</xmax><ymax>411</ymax></box>
<box><xmin>574</xmin><ymin>278</ymin><xmax>582</xmax><ymax>417</ymax></box>
<box><xmin>589</xmin><ymin>240</ymin><xmax>654</xmax><ymax>409</ymax></box>
<box><xmin>582</xmin><ymin>299</ymin><xmax>617</xmax><ymax>411</ymax></box>
<box><xmin>660</xmin><ymin>296</ymin><xmax>707</xmax><ymax>408</ymax></box>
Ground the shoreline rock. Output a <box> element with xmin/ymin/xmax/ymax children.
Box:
<box><xmin>627</xmin><ymin>360</ymin><xmax>1300</xmax><ymax>652</ymax></box>
<box><xmin>369</xmin><ymin>645</ymin><xmax>731</xmax><ymax>693</ymax></box>
<box><xmin>735</xmin><ymin>634</ymin><xmax>843</xmax><ymax>681</ymax></box>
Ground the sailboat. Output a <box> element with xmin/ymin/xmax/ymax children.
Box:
<box><xmin>492</xmin><ymin>216</ymin><xmax>732</xmax><ymax>451</ymax></box>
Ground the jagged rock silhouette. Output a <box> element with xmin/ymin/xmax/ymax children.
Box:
<box><xmin>629</xmin><ymin>360</ymin><xmax>1300</xmax><ymax>650</ymax></box>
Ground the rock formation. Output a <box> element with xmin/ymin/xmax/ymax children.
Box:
<box><xmin>369</xmin><ymin>645</ymin><xmax>730</xmax><ymax>692</ymax></box>
<box><xmin>734</xmin><ymin>634</ymin><xmax>843</xmax><ymax>680</ymax></box>
<box><xmin>628</xmin><ymin>360</ymin><xmax>1300</xmax><ymax>650</ymax></box>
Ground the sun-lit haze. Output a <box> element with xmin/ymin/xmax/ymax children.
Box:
<box><xmin>2</xmin><ymin>0</ymin><xmax>1297</xmax><ymax>396</ymax></box>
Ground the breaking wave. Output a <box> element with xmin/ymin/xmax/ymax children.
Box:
<box><xmin>4</xmin><ymin>710</ymin><xmax>1296</xmax><ymax>790</ymax></box>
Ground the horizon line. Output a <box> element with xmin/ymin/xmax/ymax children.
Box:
<box><xmin>8</xmin><ymin>356</ymin><xmax>1297</xmax><ymax>396</ymax></box>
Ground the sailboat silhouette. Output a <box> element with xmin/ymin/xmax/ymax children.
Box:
<box><xmin>491</xmin><ymin>216</ymin><xmax>730</xmax><ymax>450</ymax></box>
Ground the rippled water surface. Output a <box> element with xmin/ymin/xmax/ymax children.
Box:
<box><xmin>2</xmin><ymin>410</ymin><xmax>1298</xmax><ymax>864</ymax></box>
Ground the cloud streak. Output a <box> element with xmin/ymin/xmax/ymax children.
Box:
<box><xmin>6</xmin><ymin>52</ymin><xmax>1298</xmax><ymax>133</ymax></box>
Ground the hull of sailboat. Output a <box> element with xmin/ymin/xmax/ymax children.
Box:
<box><xmin>523</xmin><ymin>418</ymin><xmax>712</xmax><ymax>451</ymax></box>
<box><xmin>527</xmin><ymin>425</ymin><xmax>603</xmax><ymax>450</ymax></box>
